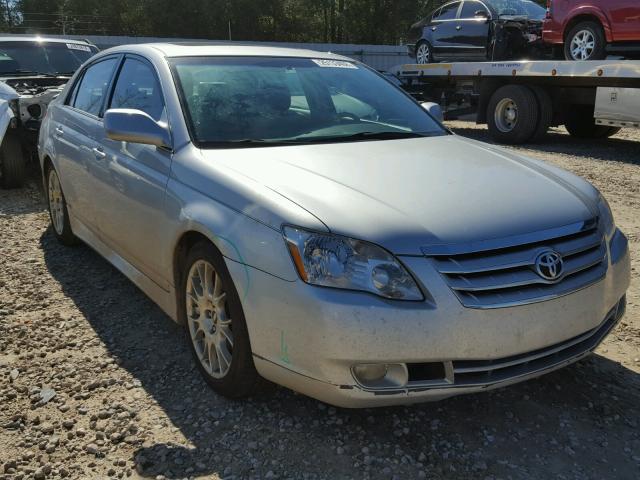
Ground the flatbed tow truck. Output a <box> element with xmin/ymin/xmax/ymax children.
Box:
<box><xmin>394</xmin><ymin>60</ymin><xmax>640</xmax><ymax>144</ymax></box>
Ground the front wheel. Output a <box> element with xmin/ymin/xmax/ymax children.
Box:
<box><xmin>564</xmin><ymin>22</ymin><xmax>606</xmax><ymax>61</ymax></box>
<box><xmin>0</xmin><ymin>131</ymin><xmax>25</xmax><ymax>189</ymax></box>
<box><xmin>179</xmin><ymin>242</ymin><xmax>261</xmax><ymax>399</ymax></box>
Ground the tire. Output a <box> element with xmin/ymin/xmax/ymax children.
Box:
<box><xmin>564</xmin><ymin>21</ymin><xmax>606</xmax><ymax>61</ymax></box>
<box><xmin>0</xmin><ymin>131</ymin><xmax>25</xmax><ymax>189</ymax></box>
<box><xmin>564</xmin><ymin>105</ymin><xmax>620</xmax><ymax>139</ymax></box>
<box><xmin>46</xmin><ymin>165</ymin><xmax>78</xmax><ymax>246</ymax></box>
<box><xmin>415</xmin><ymin>41</ymin><xmax>432</xmax><ymax>65</ymax></box>
<box><xmin>530</xmin><ymin>86</ymin><xmax>553</xmax><ymax>142</ymax></box>
<box><xmin>178</xmin><ymin>241</ymin><xmax>261</xmax><ymax>399</ymax></box>
<box><xmin>487</xmin><ymin>85</ymin><xmax>539</xmax><ymax>144</ymax></box>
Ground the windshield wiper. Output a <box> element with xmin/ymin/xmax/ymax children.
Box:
<box><xmin>292</xmin><ymin>131</ymin><xmax>432</xmax><ymax>144</ymax></box>
<box><xmin>1</xmin><ymin>70</ymin><xmax>61</xmax><ymax>77</ymax></box>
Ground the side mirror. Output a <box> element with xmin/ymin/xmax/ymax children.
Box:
<box><xmin>104</xmin><ymin>109</ymin><xmax>171</xmax><ymax>149</ymax></box>
<box><xmin>421</xmin><ymin>102</ymin><xmax>444</xmax><ymax>123</ymax></box>
<box><xmin>475</xmin><ymin>10</ymin><xmax>490</xmax><ymax>19</ymax></box>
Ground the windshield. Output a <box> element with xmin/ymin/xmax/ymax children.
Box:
<box><xmin>0</xmin><ymin>41</ymin><xmax>98</xmax><ymax>76</ymax></box>
<box><xmin>171</xmin><ymin>57</ymin><xmax>446</xmax><ymax>147</ymax></box>
<box><xmin>485</xmin><ymin>0</ymin><xmax>545</xmax><ymax>19</ymax></box>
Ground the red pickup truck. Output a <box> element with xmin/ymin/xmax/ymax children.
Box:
<box><xmin>543</xmin><ymin>0</ymin><xmax>640</xmax><ymax>60</ymax></box>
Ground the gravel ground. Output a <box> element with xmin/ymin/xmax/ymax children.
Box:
<box><xmin>1</xmin><ymin>124</ymin><xmax>639</xmax><ymax>480</ymax></box>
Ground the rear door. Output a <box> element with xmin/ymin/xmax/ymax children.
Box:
<box><xmin>609</xmin><ymin>0</ymin><xmax>640</xmax><ymax>42</ymax></box>
<box><xmin>53</xmin><ymin>56</ymin><xmax>119</xmax><ymax>227</ymax></box>
<box><xmin>456</xmin><ymin>1</ymin><xmax>492</xmax><ymax>59</ymax></box>
<box><xmin>90</xmin><ymin>55</ymin><xmax>172</xmax><ymax>288</ymax></box>
<box><xmin>430</xmin><ymin>2</ymin><xmax>463</xmax><ymax>60</ymax></box>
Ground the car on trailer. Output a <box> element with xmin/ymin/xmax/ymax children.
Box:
<box><xmin>0</xmin><ymin>36</ymin><xmax>98</xmax><ymax>188</ymax></box>
<box><xmin>407</xmin><ymin>0</ymin><xmax>546</xmax><ymax>64</ymax></box>
<box><xmin>543</xmin><ymin>0</ymin><xmax>640</xmax><ymax>61</ymax></box>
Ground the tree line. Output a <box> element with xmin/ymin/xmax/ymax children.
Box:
<box><xmin>1</xmin><ymin>0</ymin><xmax>546</xmax><ymax>45</ymax></box>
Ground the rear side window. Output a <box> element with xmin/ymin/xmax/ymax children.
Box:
<box><xmin>434</xmin><ymin>2</ymin><xmax>461</xmax><ymax>20</ymax></box>
<box><xmin>72</xmin><ymin>58</ymin><xmax>118</xmax><ymax>116</ymax></box>
<box><xmin>109</xmin><ymin>58</ymin><xmax>165</xmax><ymax>121</ymax></box>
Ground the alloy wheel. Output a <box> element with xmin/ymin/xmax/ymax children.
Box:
<box><xmin>48</xmin><ymin>170</ymin><xmax>65</xmax><ymax>235</ymax></box>
<box><xmin>416</xmin><ymin>43</ymin><xmax>430</xmax><ymax>64</ymax></box>
<box><xmin>494</xmin><ymin>98</ymin><xmax>518</xmax><ymax>133</ymax></box>
<box><xmin>570</xmin><ymin>30</ymin><xmax>596</xmax><ymax>60</ymax></box>
<box><xmin>186</xmin><ymin>260</ymin><xmax>234</xmax><ymax>379</ymax></box>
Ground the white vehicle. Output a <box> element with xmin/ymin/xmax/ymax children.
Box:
<box><xmin>0</xmin><ymin>36</ymin><xmax>98</xmax><ymax>188</ymax></box>
<box><xmin>395</xmin><ymin>59</ymin><xmax>640</xmax><ymax>144</ymax></box>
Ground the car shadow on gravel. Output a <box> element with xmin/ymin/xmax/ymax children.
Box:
<box><xmin>450</xmin><ymin>125</ymin><xmax>640</xmax><ymax>166</ymax></box>
<box><xmin>40</xmin><ymin>227</ymin><xmax>640</xmax><ymax>480</ymax></box>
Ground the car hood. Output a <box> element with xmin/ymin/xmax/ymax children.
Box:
<box><xmin>205</xmin><ymin>135</ymin><xmax>597</xmax><ymax>255</ymax></box>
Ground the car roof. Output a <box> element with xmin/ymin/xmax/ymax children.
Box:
<box><xmin>0</xmin><ymin>36</ymin><xmax>93</xmax><ymax>45</ymax></box>
<box><xmin>103</xmin><ymin>42</ymin><xmax>354</xmax><ymax>61</ymax></box>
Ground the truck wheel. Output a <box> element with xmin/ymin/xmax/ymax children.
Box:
<box><xmin>0</xmin><ymin>131</ymin><xmax>25</xmax><ymax>189</ymax></box>
<box><xmin>530</xmin><ymin>86</ymin><xmax>553</xmax><ymax>141</ymax></box>
<box><xmin>564</xmin><ymin>22</ymin><xmax>606</xmax><ymax>61</ymax></box>
<box><xmin>487</xmin><ymin>85</ymin><xmax>539</xmax><ymax>144</ymax></box>
<box><xmin>564</xmin><ymin>106</ymin><xmax>620</xmax><ymax>139</ymax></box>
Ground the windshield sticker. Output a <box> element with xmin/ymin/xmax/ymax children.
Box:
<box><xmin>312</xmin><ymin>59</ymin><xmax>357</xmax><ymax>69</ymax></box>
<box><xmin>66</xmin><ymin>43</ymin><xmax>92</xmax><ymax>52</ymax></box>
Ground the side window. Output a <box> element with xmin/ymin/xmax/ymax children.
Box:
<box><xmin>435</xmin><ymin>2</ymin><xmax>461</xmax><ymax>20</ymax></box>
<box><xmin>66</xmin><ymin>75</ymin><xmax>82</xmax><ymax>106</ymax></box>
<box><xmin>72</xmin><ymin>58</ymin><xmax>118</xmax><ymax>116</ymax></box>
<box><xmin>109</xmin><ymin>58</ymin><xmax>165</xmax><ymax>121</ymax></box>
<box><xmin>460</xmin><ymin>1</ymin><xmax>488</xmax><ymax>18</ymax></box>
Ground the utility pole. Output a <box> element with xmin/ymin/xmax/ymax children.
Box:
<box><xmin>228</xmin><ymin>20</ymin><xmax>232</xmax><ymax>41</ymax></box>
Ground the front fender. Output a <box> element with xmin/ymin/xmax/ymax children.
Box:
<box><xmin>0</xmin><ymin>98</ymin><xmax>17</xmax><ymax>145</ymax></box>
<box><xmin>565</xmin><ymin>6</ymin><xmax>613</xmax><ymax>43</ymax></box>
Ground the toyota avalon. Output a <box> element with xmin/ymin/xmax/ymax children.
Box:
<box><xmin>38</xmin><ymin>44</ymin><xmax>630</xmax><ymax>407</ymax></box>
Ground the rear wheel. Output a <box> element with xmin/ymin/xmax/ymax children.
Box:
<box><xmin>0</xmin><ymin>131</ymin><xmax>25</xmax><ymax>189</ymax></box>
<box><xmin>46</xmin><ymin>165</ymin><xmax>78</xmax><ymax>246</ymax></box>
<box><xmin>530</xmin><ymin>86</ymin><xmax>554</xmax><ymax>142</ymax></box>
<box><xmin>487</xmin><ymin>85</ymin><xmax>539</xmax><ymax>144</ymax></box>
<box><xmin>564</xmin><ymin>22</ymin><xmax>606</xmax><ymax>61</ymax></box>
<box><xmin>564</xmin><ymin>106</ymin><xmax>621</xmax><ymax>139</ymax></box>
<box><xmin>179</xmin><ymin>241</ymin><xmax>261</xmax><ymax>399</ymax></box>
<box><xmin>416</xmin><ymin>41</ymin><xmax>432</xmax><ymax>65</ymax></box>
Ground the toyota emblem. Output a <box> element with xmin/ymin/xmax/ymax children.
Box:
<box><xmin>535</xmin><ymin>250</ymin><xmax>564</xmax><ymax>281</ymax></box>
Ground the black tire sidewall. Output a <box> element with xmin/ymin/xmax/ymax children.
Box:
<box><xmin>45</xmin><ymin>165</ymin><xmax>77</xmax><ymax>246</ymax></box>
<box><xmin>178</xmin><ymin>241</ymin><xmax>260</xmax><ymax>398</ymax></box>
<box><xmin>0</xmin><ymin>131</ymin><xmax>25</xmax><ymax>189</ymax></box>
<box><xmin>487</xmin><ymin>85</ymin><xmax>539</xmax><ymax>145</ymax></box>
<box><xmin>564</xmin><ymin>22</ymin><xmax>606</xmax><ymax>61</ymax></box>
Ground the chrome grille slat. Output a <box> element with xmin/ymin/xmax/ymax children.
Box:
<box><xmin>431</xmin><ymin>226</ymin><xmax>608</xmax><ymax>308</ymax></box>
<box><xmin>434</xmin><ymin>230</ymin><xmax>602</xmax><ymax>275</ymax></box>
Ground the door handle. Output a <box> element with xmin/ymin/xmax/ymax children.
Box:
<box><xmin>431</xmin><ymin>27</ymin><xmax>437</xmax><ymax>31</ymax></box>
<box><xmin>92</xmin><ymin>147</ymin><xmax>106</xmax><ymax>159</ymax></box>
<box><xmin>456</xmin><ymin>25</ymin><xmax>462</xmax><ymax>30</ymax></box>
<box><xmin>54</xmin><ymin>127</ymin><xmax>64</xmax><ymax>136</ymax></box>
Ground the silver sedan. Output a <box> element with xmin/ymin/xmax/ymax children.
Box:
<box><xmin>38</xmin><ymin>43</ymin><xmax>630</xmax><ymax>407</ymax></box>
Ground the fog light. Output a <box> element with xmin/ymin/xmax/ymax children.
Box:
<box><xmin>352</xmin><ymin>363</ymin><xmax>409</xmax><ymax>390</ymax></box>
<box><xmin>353</xmin><ymin>363</ymin><xmax>387</xmax><ymax>383</ymax></box>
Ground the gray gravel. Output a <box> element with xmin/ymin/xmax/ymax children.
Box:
<box><xmin>1</xmin><ymin>125</ymin><xmax>639</xmax><ymax>480</ymax></box>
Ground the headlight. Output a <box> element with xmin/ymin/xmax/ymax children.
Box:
<box><xmin>597</xmin><ymin>194</ymin><xmax>615</xmax><ymax>237</ymax></box>
<box><xmin>283</xmin><ymin>226</ymin><xmax>424</xmax><ymax>301</ymax></box>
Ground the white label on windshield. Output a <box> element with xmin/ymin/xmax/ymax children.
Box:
<box><xmin>66</xmin><ymin>43</ymin><xmax>92</xmax><ymax>52</ymax></box>
<box><xmin>312</xmin><ymin>59</ymin><xmax>357</xmax><ymax>69</ymax></box>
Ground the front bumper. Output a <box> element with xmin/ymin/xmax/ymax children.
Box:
<box><xmin>228</xmin><ymin>230</ymin><xmax>630</xmax><ymax>407</ymax></box>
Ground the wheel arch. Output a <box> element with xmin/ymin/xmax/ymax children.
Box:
<box><xmin>563</xmin><ymin>11</ymin><xmax>612</xmax><ymax>43</ymax></box>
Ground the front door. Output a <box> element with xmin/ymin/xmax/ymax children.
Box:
<box><xmin>456</xmin><ymin>0</ymin><xmax>492</xmax><ymax>60</ymax></box>
<box><xmin>430</xmin><ymin>1</ymin><xmax>464</xmax><ymax>60</ymax></box>
<box><xmin>609</xmin><ymin>0</ymin><xmax>640</xmax><ymax>42</ymax></box>
<box><xmin>90</xmin><ymin>55</ymin><xmax>172</xmax><ymax>289</ymax></box>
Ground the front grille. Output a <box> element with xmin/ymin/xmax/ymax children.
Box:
<box><xmin>431</xmin><ymin>225</ymin><xmax>607</xmax><ymax>309</ymax></box>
